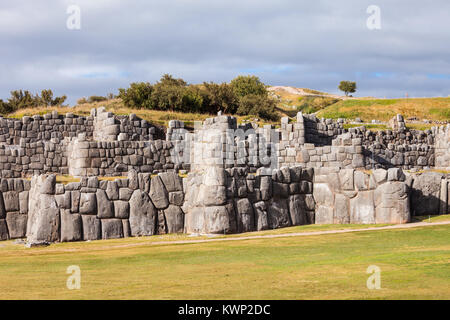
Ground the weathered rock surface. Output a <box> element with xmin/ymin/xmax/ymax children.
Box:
<box><xmin>6</xmin><ymin>212</ymin><xmax>27</xmax><ymax>239</ymax></box>
<box><xmin>129</xmin><ymin>190</ymin><xmax>157</xmax><ymax>236</ymax></box>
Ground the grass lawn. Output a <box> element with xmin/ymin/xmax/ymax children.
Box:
<box><xmin>0</xmin><ymin>223</ymin><xmax>448</xmax><ymax>300</ymax></box>
<box><xmin>317</xmin><ymin>97</ymin><xmax>450</xmax><ymax>122</ymax></box>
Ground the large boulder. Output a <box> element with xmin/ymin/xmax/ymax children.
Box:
<box><xmin>60</xmin><ymin>210</ymin><xmax>82</xmax><ymax>242</ymax></box>
<box><xmin>267</xmin><ymin>198</ymin><xmax>291</xmax><ymax>229</ymax></box>
<box><xmin>101</xmin><ymin>219</ymin><xmax>123</xmax><ymax>239</ymax></box>
<box><xmin>374</xmin><ymin>181</ymin><xmax>410</xmax><ymax>224</ymax></box>
<box><xmin>96</xmin><ymin>189</ymin><xmax>114</xmax><ymax>219</ymax></box>
<box><xmin>129</xmin><ymin>190</ymin><xmax>157</xmax><ymax>236</ymax></box>
<box><xmin>350</xmin><ymin>191</ymin><xmax>375</xmax><ymax>224</ymax></box>
<box><xmin>159</xmin><ymin>172</ymin><xmax>183</xmax><ymax>192</ymax></box>
<box><xmin>114</xmin><ymin>200</ymin><xmax>130</xmax><ymax>219</ymax></box>
<box><xmin>0</xmin><ymin>219</ymin><xmax>8</xmax><ymax>241</ymax></box>
<box><xmin>149</xmin><ymin>176</ymin><xmax>169</xmax><ymax>209</ymax></box>
<box><xmin>288</xmin><ymin>194</ymin><xmax>308</xmax><ymax>225</ymax></box>
<box><xmin>253</xmin><ymin>201</ymin><xmax>269</xmax><ymax>231</ymax></box>
<box><xmin>164</xmin><ymin>205</ymin><xmax>184</xmax><ymax>234</ymax></box>
<box><xmin>26</xmin><ymin>176</ymin><xmax>60</xmax><ymax>243</ymax></box>
<box><xmin>3</xmin><ymin>192</ymin><xmax>19</xmax><ymax>212</ymax></box>
<box><xmin>81</xmin><ymin>215</ymin><xmax>101</xmax><ymax>240</ymax></box>
<box><xmin>79</xmin><ymin>192</ymin><xmax>97</xmax><ymax>215</ymax></box>
<box><xmin>411</xmin><ymin>172</ymin><xmax>443</xmax><ymax>215</ymax></box>
<box><xmin>235</xmin><ymin>198</ymin><xmax>254</xmax><ymax>233</ymax></box>
<box><xmin>6</xmin><ymin>212</ymin><xmax>27</xmax><ymax>239</ymax></box>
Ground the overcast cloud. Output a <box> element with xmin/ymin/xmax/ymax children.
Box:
<box><xmin>0</xmin><ymin>0</ymin><xmax>449</xmax><ymax>104</ymax></box>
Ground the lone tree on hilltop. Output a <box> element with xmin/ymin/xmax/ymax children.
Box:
<box><xmin>338</xmin><ymin>81</ymin><xmax>357</xmax><ymax>96</ymax></box>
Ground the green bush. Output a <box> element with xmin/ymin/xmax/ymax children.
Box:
<box><xmin>118</xmin><ymin>82</ymin><xmax>153</xmax><ymax>109</ymax></box>
<box><xmin>237</xmin><ymin>94</ymin><xmax>279</xmax><ymax>121</ymax></box>
<box><xmin>117</xmin><ymin>74</ymin><xmax>279</xmax><ymax>121</ymax></box>
<box><xmin>200</xmin><ymin>82</ymin><xmax>239</xmax><ymax>114</ymax></box>
<box><xmin>88</xmin><ymin>96</ymin><xmax>108</xmax><ymax>103</ymax></box>
<box><xmin>231</xmin><ymin>75</ymin><xmax>267</xmax><ymax>97</ymax></box>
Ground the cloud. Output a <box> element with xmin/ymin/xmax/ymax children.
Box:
<box><xmin>0</xmin><ymin>0</ymin><xmax>449</xmax><ymax>104</ymax></box>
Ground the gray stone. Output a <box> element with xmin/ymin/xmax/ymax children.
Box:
<box><xmin>164</xmin><ymin>205</ymin><xmax>184</xmax><ymax>234</ymax></box>
<box><xmin>199</xmin><ymin>185</ymin><xmax>226</xmax><ymax>206</ymax></box>
<box><xmin>334</xmin><ymin>194</ymin><xmax>350</xmax><ymax>224</ymax></box>
<box><xmin>267</xmin><ymin>198</ymin><xmax>291</xmax><ymax>229</ymax></box>
<box><xmin>203</xmin><ymin>205</ymin><xmax>236</xmax><ymax>234</ymax></box>
<box><xmin>128</xmin><ymin>170</ymin><xmax>139</xmax><ymax>190</ymax></box>
<box><xmin>129</xmin><ymin>189</ymin><xmax>157</xmax><ymax>236</ymax></box>
<box><xmin>411</xmin><ymin>172</ymin><xmax>443</xmax><ymax>215</ymax></box>
<box><xmin>260</xmin><ymin>176</ymin><xmax>272</xmax><ymax>201</ymax></box>
<box><xmin>374</xmin><ymin>181</ymin><xmax>410</xmax><ymax>224</ymax></box>
<box><xmin>235</xmin><ymin>198</ymin><xmax>254</xmax><ymax>233</ymax></box>
<box><xmin>101</xmin><ymin>219</ymin><xmax>124</xmax><ymax>239</ymax></box>
<box><xmin>439</xmin><ymin>179</ymin><xmax>448</xmax><ymax>215</ymax></box>
<box><xmin>149</xmin><ymin>176</ymin><xmax>169</xmax><ymax>209</ymax></box>
<box><xmin>0</xmin><ymin>192</ymin><xmax>5</xmax><ymax>218</ymax></box>
<box><xmin>106</xmin><ymin>181</ymin><xmax>119</xmax><ymax>200</ymax></box>
<box><xmin>119</xmin><ymin>188</ymin><xmax>133</xmax><ymax>201</ymax></box>
<box><xmin>159</xmin><ymin>172</ymin><xmax>183</xmax><ymax>192</ymax></box>
<box><xmin>71</xmin><ymin>191</ymin><xmax>80</xmax><ymax>213</ymax></box>
<box><xmin>5</xmin><ymin>212</ymin><xmax>27</xmax><ymax>239</ymax></box>
<box><xmin>313</xmin><ymin>183</ymin><xmax>334</xmax><ymax>207</ymax></box>
<box><xmin>339</xmin><ymin>169</ymin><xmax>354</xmax><ymax>191</ymax></box>
<box><xmin>55</xmin><ymin>191</ymin><xmax>71</xmax><ymax>210</ymax></box>
<box><xmin>373</xmin><ymin>169</ymin><xmax>387</xmax><ymax>184</ymax></box>
<box><xmin>315</xmin><ymin>205</ymin><xmax>334</xmax><ymax>224</ymax></box>
<box><xmin>350</xmin><ymin>191</ymin><xmax>375</xmax><ymax>224</ymax></box>
<box><xmin>253</xmin><ymin>201</ymin><xmax>269</xmax><ymax>231</ymax></box>
<box><xmin>169</xmin><ymin>191</ymin><xmax>184</xmax><ymax>206</ymax></box>
<box><xmin>39</xmin><ymin>175</ymin><xmax>56</xmax><ymax>194</ymax></box>
<box><xmin>273</xmin><ymin>182</ymin><xmax>289</xmax><ymax>199</ymax></box>
<box><xmin>0</xmin><ymin>219</ymin><xmax>8</xmax><ymax>241</ymax></box>
<box><xmin>122</xmin><ymin>219</ymin><xmax>131</xmax><ymax>238</ymax></box>
<box><xmin>81</xmin><ymin>215</ymin><xmax>101</xmax><ymax>240</ymax></box>
<box><xmin>60</xmin><ymin>210</ymin><xmax>82</xmax><ymax>242</ymax></box>
<box><xmin>79</xmin><ymin>192</ymin><xmax>97</xmax><ymax>215</ymax></box>
<box><xmin>96</xmin><ymin>189</ymin><xmax>114</xmax><ymax>219</ymax></box>
<box><xmin>26</xmin><ymin>189</ymin><xmax>60</xmax><ymax>243</ymax></box>
<box><xmin>114</xmin><ymin>200</ymin><xmax>129</xmax><ymax>219</ymax></box>
<box><xmin>3</xmin><ymin>191</ymin><xmax>19</xmax><ymax>212</ymax></box>
<box><xmin>288</xmin><ymin>194</ymin><xmax>308</xmax><ymax>225</ymax></box>
<box><xmin>387</xmin><ymin>168</ymin><xmax>406</xmax><ymax>182</ymax></box>
<box><xmin>354</xmin><ymin>171</ymin><xmax>370</xmax><ymax>191</ymax></box>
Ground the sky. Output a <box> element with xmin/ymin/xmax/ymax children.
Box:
<box><xmin>0</xmin><ymin>0</ymin><xmax>449</xmax><ymax>105</ymax></box>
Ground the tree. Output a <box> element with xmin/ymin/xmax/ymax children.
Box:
<box><xmin>338</xmin><ymin>81</ymin><xmax>357</xmax><ymax>96</ymax></box>
<box><xmin>40</xmin><ymin>89</ymin><xmax>54</xmax><ymax>106</ymax></box>
<box><xmin>237</xmin><ymin>94</ymin><xmax>279</xmax><ymax>121</ymax></box>
<box><xmin>230</xmin><ymin>75</ymin><xmax>267</xmax><ymax>98</ymax></box>
<box><xmin>118</xmin><ymin>82</ymin><xmax>154</xmax><ymax>109</ymax></box>
<box><xmin>200</xmin><ymin>82</ymin><xmax>239</xmax><ymax>114</ymax></box>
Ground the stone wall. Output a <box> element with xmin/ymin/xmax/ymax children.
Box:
<box><xmin>13</xmin><ymin>171</ymin><xmax>185</xmax><ymax>243</ymax></box>
<box><xmin>313</xmin><ymin>167</ymin><xmax>411</xmax><ymax>224</ymax></box>
<box><xmin>182</xmin><ymin>166</ymin><xmax>315</xmax><ymax>234</ymax></box>
<box><xmin>434</xmin><ymin>124</ymin><xmax>450</xmax><ymax>169</ymax></box>
<box><xmin>67</xmin><ymin>135</ymin><xmax>181</xmax><ymax>177</ymax></box>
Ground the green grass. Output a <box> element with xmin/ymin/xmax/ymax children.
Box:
<box><xmin>343</xmin><ymin>123</ymin><xmax>389</xmax><ymax>131</ymax></box>
<box><xmin>0</xmin><ymin>224</ymin><xmax>448</xmax><ymax>299</ymax></box>
<box><xmin>412</xmin><ymin>214</ymin><xmax>450</xmax><ymax>223</ymax></box>
<box><xmin>317</xmin><ymin>97</ymin><xmax>450</xmax><ymax>122</ymax></box>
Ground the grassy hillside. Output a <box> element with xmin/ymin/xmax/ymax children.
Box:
<box><xmin>0</xmin><ymin>222</ymin><xmax>448</xmax><ymax>299</ymax></box>
<box><xmin>5</xmin><ymin>94</ymin><xmax>450</xmax><ymax>128</ymax></box>
<box><xmin>317</xmin><ymin>97</ymin><xmax>450</xmax><ymax>122</ymax></box>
